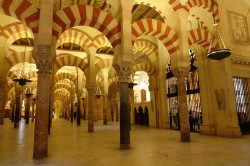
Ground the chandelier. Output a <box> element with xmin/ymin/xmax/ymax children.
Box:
<box><xmin>95</xmin><ymin>84</ymin><xmax>103</xmax><ymax>98</ymax></box>
<box><xmin>13</xmin><ymin>63</ymin><xmax>32</xmax><ymax>86</ymax></box>
<box><xmin>23</xmin><ymin>83</ymin><xmax>34</xmax><ymax>98</ymax></box>
<box><xmin>13</xmin><ymin>29</ymin><xmax>32</xmax><ymax>86</ymax></box>
<box><xmin>207</xmin><ymin>0</ymin><xmax>231</xmax><ymax>60</ymax></box>
<box><xmin>166</xmin><ymin>61</ymin><xmax>174</xmax><ymax>79</ymax></box>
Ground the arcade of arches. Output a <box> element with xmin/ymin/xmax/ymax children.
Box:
<box><xmin>0</xmin><ymin>0</ymin><xmax>250</xmax><ymax>160</ymax></box>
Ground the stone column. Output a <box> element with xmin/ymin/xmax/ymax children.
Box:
<box><xmin>102</xmin><ymin>68</ymin><xmax>109</xmax><ymax>125</ymax></box>
<box><xmin>116</xmin><ymin>100</ymin><xmax>119</xmax><ymax>122</ymax></box>
<box><xmin>198</xmin><ymin>59</ymin><xmax>241</xmax><ymax>137</ymax></box>
<box><xmin>156</xmin><ymin>41</ymin><xmax>169</xmax><ymax>129</ymax></box>
<box><xmin>149</xmin><ymin>75</ymin><xmax>157</xmax><ymax>127</ymax></box>
<box><xmin>24</xmin><ymin>96</ymin><xmax>32</xmax><ymax>124</ymax></box>
<box><xmin>33</xmin><ymin>62</ymin><xmax>52</xmax><ymax>159</ymax></box>
<box><xmin>87</xmin><ymin>83</ymin><xmax>95</xmax><ymax>132</ymax></box>
<box><xmin>31</xmin><ymin>98</ymin><xmax>36</xmax><ymax>122</ymax></box>
<box><xmin>0</xmin><ymin>82</ymin><xmax>7</xmax><ymax>125</ymax></box>
<box><xmin>117</xmin><ymin>65</ymin><xmax>131</xmax><ymax>149</ymax></box>
<box><xmin>14</xmin><ymin>85</ymin><xmax>23</xmax><ymax>128</ymax></box>
<box><xmin>173</xmin><ymin>67</ymin><xmax>190</xmax><ymax>142</ymax></box>
<box><xmin>11</xmin><ymin>97</ymin><xmax>15</xmax><ymax>122</ymax></box>
<box><xmin>70</xmin><ymin>83</ymin><xmax>74</xmax><ymax>123</ymax></box>
<box><xmin>86</xmin><ymin>47</ymin><xmax>97</xmax><ymax>132</ymax></box>
<box><xmin>32</xmin><ymin>0</ymin><xmax>55</xmax><ymax>158</ymax></box>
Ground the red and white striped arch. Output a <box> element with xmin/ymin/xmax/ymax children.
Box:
<box><xmin>5</xmin><ymin>50</ymin><xmax>35</xmax><ymax>68</ymax></box>
<box><xmin>54</xmin><ymin>53</ymin><xmax>88</xmax><ymax>72</ymax></box>
<box><xmin>189</xmin><ymin>14</ymin><xmax>208</xmax><ymax>29</ymax></box>
<box><xmin>54</xmin><ymin>89</ymin><xmax>69</xmax><ymax>101</ymax></box>
<box><xmin>1</xmin><ymin>22</ymin><xmax>34</xmax><ymax>45</ymax></box>
<box><xmin>57</xmin><ymin>28</ymin><xmax>111</xmax><ymax>49</ymax></box>
<box><xmin>168</xmin><ymin>0</ymin><xmax>219</xmax><ymax>22</ymax></box>
<box><xmin>132</xmin><ymin>62</ymin><xmax>156</xmax><ymax>76</ymax></box>
<box><xmin>7</xmin><ymin>70</ymin><xmax>16</xmax><ymax>80</ymax></box>
<box><xmin>56</xmin><ymin>28</ymin><xmax>92</xmax><ymax>48</ymax></box>
<box><xmin>55</xmin><ymin>72</ymin><xmax>77</xmax><ymax>83</ymax></box>
<box><xmin>95</xmin><ymin>59</ymin><xmax>113</xmax><ymax>70</ymax></box>
<box><xmin>132</xmin><ymin>19</ymin><xmax>179</xmax><ymax>55</ymax></box>
<box><xmin>0</xmin><ymin>0</ymin><xmax>40</xmax><ymax>33</ymax></box>
<box><xmin>188</xmin><ymin>28</ymin><xmax>219</xmax><ymax>49</ymax></box>
<box><xmin>55</xmin><ymin>79</ymin><xmax>71</xmax><ymax>87</ymax></box>
<box><xmin>52</xmin><ymin>4</ymin><xmax>120</xmax><ymax>48</ymax></box>
<box><xmin>133</xmin><ymin>2</ymin><xmax>166</xmax><ymax>21</ymax></box>
<box><xmin>54</xmin><ymin>88</ymin><xmax>70</xmax><ymax>97</ymax></box>
<box><xmin>54</xmin><ymin>83</ymin><xmax>71</xmax><ymax>93</ymax></box>
<box><xmin>134</xmin><ymin>39</ymin><xmax>158</xmax><ymax>56</ymax></box>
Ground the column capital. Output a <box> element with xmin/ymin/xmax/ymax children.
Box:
<box><xmin>114</xmin><ymin>62</ymin><xmax>132</xmax><ymax>82</ymax></box>
<box><xmin>33</xmin><ymin>45</ymin><xmax>56</xmax><ymax>74</ymax></box>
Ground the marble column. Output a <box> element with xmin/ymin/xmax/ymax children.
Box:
<box><xmin>14</xmin><ymin>85</ymin><xmax>23</xmax><ymax>128</ymax></box>
<box><xmin>31</xmin><ymin>98</ymin><xmax>36</xmax><ymax>122</ymax></box>
<box><xmin>173</xmin><ymin>67</ymin><xmax>190</xmax><ymax>142</ymax></box>
<box><xmin>116</xmin><ymin>99</ymin><xmax>119</xmax><ymax>122</ymax></box>
<box><xmin>197</xmin><ymin>59</ymin><xmax>241</xmax><ymax>137</ymax></box>
<box><xmin>0</xmin><ymin>82</ymin><xmax>7</xmax><ymax>125</ymax></box>
<box><xmin>117</xmin><ymin>66</ymin><xmax>131</xmax><ymax>149</ymax></box>
<box><xmin>70</xmin><ymin>86</ymin><xmax>74</xmax><ymax>123</ymax></box>
<box><xmin>156</xmin><ymin>41</ymin><xmax>170</xmax><ymax>129</ymax></box>
<box><xmin>102</xmin><ymin>69</ymin><xmax>109</xmax><ymax>125</ymax></box>
<box><xmin>88</xmin><ymin>83</ymin><xmax>95</xmax><ymax>132</ymax></box>
<box><xmin>24</xmin><ymin>96</ymin><xmax>32</xmax><ymax>124</ymax></box>
<box><xmin>33</xmin><ymin>64</ymin><xmax>52</xmax><ymax>158</ymax></box>
<box><xmin>11</xmin><ymin>98</ymin><xmax>15</xmax><ymax>122</ymax></box>
<box><xmin>32</xmin><ymin>0</ymin><xmax>55</xmax><ymax>159</ymax></box>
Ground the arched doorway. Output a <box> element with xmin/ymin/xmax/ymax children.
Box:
<box><xmin>138</xmin><ymin>106</ymin><xmax>144</xmax><ymax>125</ymax></box>
<box><xmin>144</xmin><ymin>107</ymin><xmax>149</xmax><ymax>126</ymax></box>
<box><xmin>134</xmin><ymin>107</ymin><xmax>138</xmax><ymax>124</ymax></box>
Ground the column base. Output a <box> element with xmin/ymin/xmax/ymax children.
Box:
<box><xmin>200</xmin><ymin>124</ymin><xmax>242</xmax><ymax>137</ymax></box>
<box><xmin>180</xmin><ymin>133</ymin><xmax>191</xmax><ymax>142</ymax></box>
<box><xmin>33</xmin><ymin>152</ymin><xmax>48</xmax><ymax>160</ymax></box>
<box><xmin>120</xmin><ymin>143</ymin><xmax>130</xmax><ymax>150</ymax></box>
<box><xmin>200</xmin><ymin>124</ymin><xmax>216</xmax><ymax>135</ymax></box>
<box><xmin>216</xmin><ymin>126</ymin><xmax>242</xmax><ymax>137</ymax></box>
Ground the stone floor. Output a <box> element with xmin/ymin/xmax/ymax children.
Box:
<box><xmin>0</xmin><ymin>118</ymin><xmax>250</xmax><ymax>166</ymax></box>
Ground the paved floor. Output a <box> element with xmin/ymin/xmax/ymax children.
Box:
<box><xmin>0</xmin><ymin>118</ymin><xmax>250</xmax><ymax>166</ymax></box>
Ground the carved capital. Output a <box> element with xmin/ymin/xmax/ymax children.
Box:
<box><xmin>33</xmin><ymin>45</ymin><xmax>56</xmax><ymax>74</ymax></box>
<box><xmin>114</xmin><ymin>62</ymin><xmax>132</xmax><ymax>82</ymax></box>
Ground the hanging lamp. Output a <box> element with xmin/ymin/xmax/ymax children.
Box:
<box><xmin>13</xmin><ymin>63</ymin><xmax>32</xmax><ymax>86</ymax></box>
<box><xmin>166</xmin><ymin>62</ymin><xmax>174</xmax><ymax>79</ymax></box>
<box><xmin>23</xmin><ymin>83</ymin><xmax>34</xmax><ymax>98</ymax></box>
<box><xmin>13</xmin><ymin>29</ymin><xmax>32</xmax><ymax>86</ymax></box>
<box><xmin>95</xmin><ymin>54</ymin><xmax>103</xmax><ymax>98</ymax></box>
<box><xmin>95</xmin><ymin>84</ymin><xmax>103</xmax><ymax>99</ymax></box>
<box><xmin>189</xmin><ymin>49</ymin><xmax>197</xmax><ymax>72</ymax></box>
<box><xmin>207</xmin><ymin>0</ymin><xmax>231</xmax><ymax>60</ymax></box>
